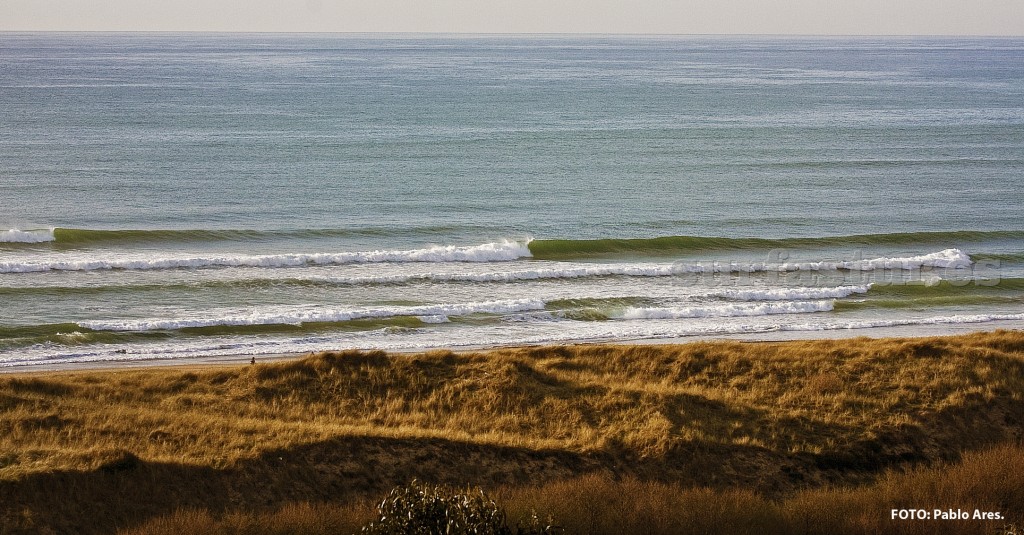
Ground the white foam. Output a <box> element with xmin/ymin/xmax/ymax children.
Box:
<box><xmin>308</xmin><ymin>263</ymin><xmax>685</xmax><ymax>285</ymax></box>
<box><xmin>621</xmin><ymin>300</ymin><xmax>834</xmax><ymax>320</ymax></box>
<box><xmin>0</xmin><ymin>247</ymin><xmax>974</xmax><ymax>276</ymax></box>
<box><xmin>418</xmin><ymin>315</ymin><xmax>451</xmax><ymax>324</ymax></box>
<box><xmin>782</xmin><ymin>249</ymin><xmax>974</xmax><ymax>271</ymax></box>
<box><xmin>0</xmin><ymin>228</ymin><xmax>55</xmax><ymax>243</ymax></box>
<box><xmin>668</xmin><ymin>249</ymin><xmax>974</xmax><ymax>273</ymax></box>
<box><xmin>0</xmin><ymin>240</ymin><xmax>533</xmax><ymax>273</ymax></box>
<box><xmin>711</xmin><ymin>285</ymin><xmax>871</xmax><ymax>301</ymax></box>
<box><xmin>79</xmin><ymin>298</ymin><xmax>546</xmax><ymax>332</ymax></box>
<box><xmin>784</xmin><ymin>312</ymin><xmax>1024</xmax><ymax>331</ymax></box>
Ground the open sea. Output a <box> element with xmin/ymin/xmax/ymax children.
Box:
<box><xmin>2</xmin><ymin>33</ymin><xmax>1023</xmax><ymax>369</ymax></box>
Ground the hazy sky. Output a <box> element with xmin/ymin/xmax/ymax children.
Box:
<box><xmin>2</xmin><ymin>0</ymin><xmax>1023</xmax><ymax>35</ymax></box>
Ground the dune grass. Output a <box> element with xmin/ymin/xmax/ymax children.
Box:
<box><xmin>1</xmin><ymin>330</ymin><xmax>1023</xmax><ymax>534</ymax></box>
<box><xmin>117</xmin><ymin>442</ymin><xmax>1024</xmax><ymax>535</ymax></box>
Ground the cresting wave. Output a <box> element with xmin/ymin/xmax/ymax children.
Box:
<box><xmin>864</xmin><ymin>277</ymin><xmax>1024</xmax><ymax>295</ymax></box>
<box><xmin>526</xmin><ymin>231</ymin><xmax>1024</xmax><ymax>259</ymax></box>
<box><xmin>0</xmin><ymin>228</ymin><xmax>56</xmax><ymax>243</ymax></box>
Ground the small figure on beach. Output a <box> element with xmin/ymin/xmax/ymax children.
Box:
<box><xmin>250</xmin><ymin>356</ymin><xmax>256</xmax><ymax>365</ymax></box>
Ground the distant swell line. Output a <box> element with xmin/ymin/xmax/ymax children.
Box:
<box><xmin>0</xmin><ymin>226</ymin><xmax>475</xmax><ymax>245</ymax></box>
<box><xmin>4</xmin><ymin>228</ymin><xmax>1021</xmax><ymax>255</ymax></box>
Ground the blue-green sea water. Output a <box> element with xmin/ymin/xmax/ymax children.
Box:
<box><xmin>2</xmin><ymin>33</ymin><xmax>1023</xmax><ymax>368</ymax></box>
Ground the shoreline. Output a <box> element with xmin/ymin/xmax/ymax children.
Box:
<box><xmin>5</xmin><ymin>318</ymin><xmax>1023</xmax><ymax>375</ymax></box>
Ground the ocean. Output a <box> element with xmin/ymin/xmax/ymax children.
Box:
<box><xmin>2</xmin><ymin>33</ymin><xmax>1023</xmax><ymax>369</ymax></box>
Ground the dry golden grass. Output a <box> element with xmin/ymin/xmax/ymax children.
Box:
<box><xmin>116</xmin><ymin>502</ymin><xmax>375</xmax><ymax>535</ymax></box>
<box><xmin>2</xmin><ymin>330</ymin><xmax>1023</xmax><ymax>534</ymax></box>
<box><xmin>122</xmin><ymin>443</ymin><xmax>1024</xmax><ymax>535</ymax></box>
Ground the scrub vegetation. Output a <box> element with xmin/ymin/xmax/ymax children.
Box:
<box><xmin>2</xmin><ymin>330</ymin><xmax>1023</xmax><ymax>534</ymax></box>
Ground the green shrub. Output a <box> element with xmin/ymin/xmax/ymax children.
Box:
<box><xmin>360</xmin><ymin>480</ymin><xmax>560</xmax><ymax>535</ymax></box>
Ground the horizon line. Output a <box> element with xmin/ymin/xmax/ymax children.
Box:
<box><xmin>2</xmin><ymin>30</ymin><xmax>1022</xmax><ymax>38</ymax></box>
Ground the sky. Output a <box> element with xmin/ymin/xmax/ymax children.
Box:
<box><xmin>2</xmin><ymin>0</ymin><xmax>1023</xmax><ymax>35</ymax></box>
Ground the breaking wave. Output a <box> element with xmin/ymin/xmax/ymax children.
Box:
<box><xmin>0</xmin><ymin>240</ymin><xmax>532</xmax><ymax>273</ymax></box>
<box><xmin>0</xmin><ymin>247</ymin><xmax>974</xmax><ymax>274</ymax></box>
<box><xmin>0</xmin><ymin>228</ymin><xmax>56</xmax><ymax>243</ymax></box>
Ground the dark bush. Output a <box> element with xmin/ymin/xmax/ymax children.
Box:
<box><xmin>360</xmin><ymin>480</ymin><xmax>559</xmax><ymax>535</ymax></box>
